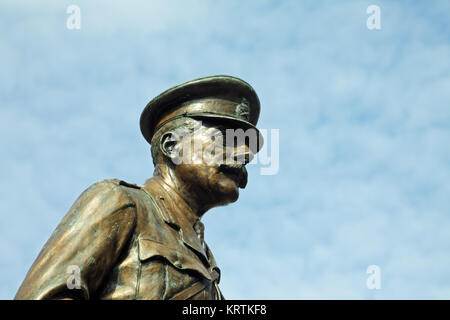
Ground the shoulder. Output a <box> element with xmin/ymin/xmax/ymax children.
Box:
<box><xmin>77</xmin><ymin>179</ymin><xmax>141</xmax><ymax>203</ymax></box>
<box><xmin>64</xmin><ymin>179</ymin><xmax>142</xmax><ymax>227</ymax></box>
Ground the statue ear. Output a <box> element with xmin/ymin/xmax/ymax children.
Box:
<box><xmin>160</xmin><ymin>131</ymin><xmax>179</xmax><ymax>159</ymax></box>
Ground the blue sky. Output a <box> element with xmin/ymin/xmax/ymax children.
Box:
<box><xmin>0</xmin><ymin>0</ymin><xmax>449</xmax><ymax>299</ymax></box>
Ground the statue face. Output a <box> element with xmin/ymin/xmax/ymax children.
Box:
<box><xmin>170</xmin><ymin>121</ymin><xmax>255</xmax><ymax>206</ymax></box>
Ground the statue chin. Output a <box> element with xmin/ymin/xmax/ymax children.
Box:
<box><xmin>214</xmin><ymin>178</ymin><xmax>240</xmax><ymax>205</ymax></box>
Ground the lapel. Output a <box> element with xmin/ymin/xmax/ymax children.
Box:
<box><xmin>204</xmin><ymin>241</ymin><xmax>221</xmax><ymax>283</ymax></box>
<box><xmin>141</xmin><ymin>178</ymin><xmax>210</xmax><ymax>267</ymax></box>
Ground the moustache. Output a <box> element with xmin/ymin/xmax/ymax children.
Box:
<box><xmin>218</xmin><ymin>163</ymin><xmax>248</xmax><ymax>189</ymax></box>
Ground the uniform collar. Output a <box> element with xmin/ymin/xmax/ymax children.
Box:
<box><xmin>141</xmin><ymin>178</ymin><xmax>209</xmax><ymax>265</ymax></box>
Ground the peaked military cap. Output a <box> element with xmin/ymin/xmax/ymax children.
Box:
<box><xmin>140</xmin><ymin>75</ymin><xmax>263</xmax><ymax>151</ymax></box>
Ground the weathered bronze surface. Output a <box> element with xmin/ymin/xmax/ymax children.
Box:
<box><xmin>15</xmin><ymin>75</ymin><xmax>262</xmax><ymax>300</ymax></box>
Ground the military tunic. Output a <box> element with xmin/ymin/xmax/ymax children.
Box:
<box><xmin>15</xmin><ymin>178</ymin><xmax>224</xmax><ymax>300</ymax></box>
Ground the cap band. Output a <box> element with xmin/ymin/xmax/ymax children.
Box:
<box><xmin>154</xmin><ymin>98</ymin><xmax>252</xmax><ymax>134</ymax></box>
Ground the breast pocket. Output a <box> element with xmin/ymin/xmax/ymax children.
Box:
<box><xmin>137</xmin><ymin>237</ymin><xmax>212</xmax><ymax>299</ymax></box>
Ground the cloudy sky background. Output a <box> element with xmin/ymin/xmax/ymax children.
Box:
<box><xmin>1</xmin><ymin>0</ymin><xmax>449</xmax><ymax>299</ymax></box>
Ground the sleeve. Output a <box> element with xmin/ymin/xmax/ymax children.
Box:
<box><xmin>14</xmin><ymin>180</ymin><xmax>137</xmax><ymax>300</ymax></box>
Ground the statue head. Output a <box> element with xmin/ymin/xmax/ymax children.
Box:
<box><xmin>140</xmin><ymin>75</ymin><xmax>263</xmax><ymax>211</ymax></box>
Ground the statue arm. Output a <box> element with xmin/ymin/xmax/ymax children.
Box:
<box><xmin>14</xmin><ymin>181</ymin><xmax>137</xmax><ymax>300</ymax></box>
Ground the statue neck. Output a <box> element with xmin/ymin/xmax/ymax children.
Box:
<box><xmin>152</xmin><ymin>163</ymin><xmax>212</xmax><ymax>223</ymax></box>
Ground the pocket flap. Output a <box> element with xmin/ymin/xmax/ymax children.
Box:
<box><xmin>138</xmin><ymin>237</ymin><xmax>212</xmax><ymax>281</ymax></box>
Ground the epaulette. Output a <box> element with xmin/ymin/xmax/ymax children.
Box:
<box><xmin>103</xmin><ymin>179</ymin><xmax>141</xmax><ymax>189</ymax></box>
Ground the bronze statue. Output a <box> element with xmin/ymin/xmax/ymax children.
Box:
<box><xmin>15</xmin><ymin>75</ymin><xmax>263</xmax><ymax>300</ymax></box>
